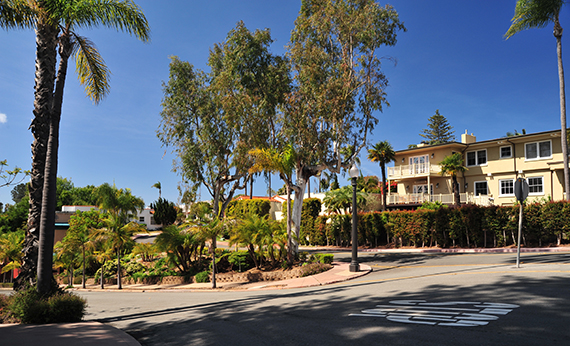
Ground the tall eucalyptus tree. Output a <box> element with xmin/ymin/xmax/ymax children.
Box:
<box><xmin>284</xmin><ymin>0</ymin><xmax>405</xmax><ymax>254</ymax></box>
<box><xmin>158</xmin><ymin>22</ymin><xmax>289</xmax><ymax>219</ymax></box>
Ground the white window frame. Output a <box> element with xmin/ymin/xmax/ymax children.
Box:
<box><xmin>409</xmin><ymin>155</ymin><xmax>429</xmax><ymax>174</ymax></box>
<box><xmin>500</xmin><ymin>146</ymin><xmax>512</xmax><ymax>159</ymax></box>
<box><xmin>474</xmin><ymin>181</ymin><xmax>488</xmax><ymax>196</ymax></box>
<box><xmin>466</xmin><ymin>149</ymin><xmax>487</xmax><ymax>167</ymax></box>
<box><xmin>499</xmin><ymin>179</ymin><xmax>515</xmax><ymax>197</ymax></box>
<box><xmin>525</xmin><ymin>140</ymin><xmax>552</xmax><ymax>161</ymax></box>
<box><xmin>527</xmin><ymin>176</ymin><xmax>544</xmax><ymax>196</ymax></box>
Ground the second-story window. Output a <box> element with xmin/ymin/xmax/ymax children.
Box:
<box><xmin>525</xmin><ymin>140</ymin><xmax>551</xmax><ymax>160</ymax></box>
<box><xmin>500</xmin><ymin>146</ymin><xmax>512</xmax><ymax>159</ymax></box>
<box><xmin>466</xmin><ymin>149</ymin><xmax>487</xmax><ymax>166</ymax></box>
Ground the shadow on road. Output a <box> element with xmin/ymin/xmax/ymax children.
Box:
<box><xmin>93</xmin><ymin>271</ymin><xmax>570</xmax><ymax>346</ymax></box>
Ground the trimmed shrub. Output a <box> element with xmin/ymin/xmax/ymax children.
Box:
<box><xmin>8</xmin><ymin>286</ymin><xmax>86</xmax><ymax>324</ymax></box>
<box><xmin>299</xmin><ymin>262</ymin><xmax>332</xmax><ymax>277</ymax></box>
<box><xmin>312</xmin><ymin>253</ymin><xmax>334</xmax><ymax>264</ymax></box>
<box><xmin>195</xmin><ymin>271</ymin><xmax>210</xmax><ymax>283</ymax></box>
<box><xmin>226</xmin><ymin>199</ymin><xmax>271</xmax><ymax>218</ymax></box>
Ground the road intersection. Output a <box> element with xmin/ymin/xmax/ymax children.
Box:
<box><xmin>75</xmin><ymin>250</ymin><xmax>570</xmax><ymax>345</ymax></box>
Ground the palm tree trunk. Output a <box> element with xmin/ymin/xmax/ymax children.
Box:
<box><xmin>452</xmin><ymin>176</ymin><xmax>460</xmax><ymax>207</ymax></box>
<box><xmin>555</xmin><ymin>27</ymin><xmax>570</xmax><ymax>200</ymax></box>
<box><xmin>117</xmin><ymin>249</ymin><xmax>122</xmax><ymax>289</ymax></box>
<box><xmin>211</xmin><ymin>240</ymin><xmax>216</xmax><ymax>289</ymax></box>
<box><xmin>100</xmin><ymin>260</ymin><xmax>105</xmax><ymax>289</ymax></box>
<box><xmin>37</xmin><ymin>35</ymin><xmax>71</xmax><ymax>295</ymax></box>
<box><xmin>381</xmin><ymin>164</ymin><xmax>387</xmax><ymax>211</ymax></box>
<box><xmin>286</xmin><ymin>184</ymin><xmax>293</xmax><ymax>265</ymax></box>
<box><xmin>82</xmin><ymin>246</ymin><xmax>86</xmax><ymax>289</ymax></box>
<box><xmin>17</xmin><ymin>16</ymin><xmax>58</xmax><ymax>291</ymax></box>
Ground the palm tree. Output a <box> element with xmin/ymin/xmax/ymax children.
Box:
<box><xmin>439</xmin><ymin>153</ymin><xmax>467</xmax><ymax>207</ymax></box>
<box><xmin>54</xmin><ymin>238</ymin><xmax>80</xmax><ymax>287</ymax></box>
<box><xmin>248</xmin><ymin>144</ymin><xmax>296</xmax><ymax>264</ymax></box>
<box><xmin>0</xmin><ymin>230</ymin><xmax>24</xmax><ymax>282</ymax></box>
<box><xmin>66</xmin><ymin>210</ymin><xmax>103</xmax><ymax>288</ymax></box>
<box><xmin>230</xmin><ymin>213</ymin><xmax>269</xmax><ymax>269</ymax></box>
<box><xmin>367</xmin><ymin>141</ymin><xmax>396</xmax><ymax>211</ymax></box>
<box><xmin>34</xmin><ymin>0</ymin><xmax>150</xmax><ymax>295</ymax></box>
<box><xmin>152</xmin><ymin>182</ymin><xmax>162</xmax><ymax>199</ymax></box>
<box><xmin>92</xmin><ymin>183</ymin><xmax>145</xmax><ymax>289</ymax></box>
<box><xmin>323</xmin><ymin>186</ymin><xmax>367</xmax><ymax>214</ymax></box>
<box><xmin>505</xmin><ymin>0</ymin><xmax>569</xmax><ymax>201</ymax></box>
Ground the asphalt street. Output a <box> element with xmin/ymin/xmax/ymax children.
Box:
<box><xmin>77</xmin><ymin>251</ymin><xmax>570</xmax><ymax>346</ymax></box>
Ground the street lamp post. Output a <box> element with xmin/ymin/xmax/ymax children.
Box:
<box><xmin>349</xmin><ymin>163</ymin><xmax>360</xmax><ymax>272</ymax></box>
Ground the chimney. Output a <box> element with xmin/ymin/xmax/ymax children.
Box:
<box><xmin>461</xmin><ymin>129</ymin><xmax>476</xmax><ymax>144</ymax></box>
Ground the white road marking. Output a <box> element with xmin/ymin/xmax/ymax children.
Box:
<box><xmin>350</xmin><ymin>300</ymin><xmax>520</xmax><ymax>327</ymax></box>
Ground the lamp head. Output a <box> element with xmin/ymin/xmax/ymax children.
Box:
<box><xmin>349</xmin><ymin>163</ymin><xmax>359</xmax><ymax>179</ymax></box>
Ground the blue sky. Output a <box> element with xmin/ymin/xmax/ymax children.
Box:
<box><xmin>1</xmin><ymin>0</ymin><xmax>569</xmax><ymax>207</ymax></box>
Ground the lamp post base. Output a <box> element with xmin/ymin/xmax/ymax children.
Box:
<box><xmin>349</xmin><ymin>262</ymin><xmax>360</xmax><ymax>272</ymax></box>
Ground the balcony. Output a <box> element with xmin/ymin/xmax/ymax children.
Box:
<box><xmin>388</xmin><ymin>163</ymin><xmax>442</xmax><ymax>180</ymax></box>
<box><xmin>387</xmin><ymin>193</ymin><xmax>494</xmax><ymax>207</ymax></box>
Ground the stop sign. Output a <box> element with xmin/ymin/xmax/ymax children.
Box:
<box><xmin>514</xmin><ymin>177</ymin><xmax>529</xmax><ymax>202</ymax></box>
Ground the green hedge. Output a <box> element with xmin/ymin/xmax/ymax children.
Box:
<box><xmin>226</xmin><ymin>199</ymin><xmax>271</xmax><ymax>218</ymax></box>
<box><xmin>305</xmin><ymin>201</ymin><xmax>570</xmax><ymax>248</ymax></box>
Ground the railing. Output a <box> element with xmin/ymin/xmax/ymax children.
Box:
<box><xmin>387</xmin><ymin>163</ymin><xmax>442</xmax><ymax>179</ymax></box>
<box><xmin>387</xmin><ymin>193</ymin><xmax>494</xmax><ymax>206</ymax></box>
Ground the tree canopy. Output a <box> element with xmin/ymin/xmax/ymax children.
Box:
<box><xmin>158</xmin><ymin>22</ymin><xmax>290</xmax><ymax>219</ymax></box>
<box><xmin>420</xmin><ymin>110</ymin><xmax>455</xmax><ymax>145</ymax></box>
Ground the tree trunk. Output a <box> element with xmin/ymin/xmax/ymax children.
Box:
<box><xmin>291</xmin><ymin>167</ymin><xmax>309</xmax><ymax>257</ymax></box>
<box><xmin>117</xmin><ymin>248</ymin><xmax>122</xmax><ymax>289</ymax></box>
<box><xmin>286</xmin><ymin>184</ymin><xmax>293</xmax><ymax>265</ymax></box>
<box><xmin>17</xmin><ymin>17</ymin><xmax>59</xmax><ymax>291</ymax></box>
<box><xmin>100</xmin><ymin>260</ymin><xmax>105</xmax><ymax>289</ymax></box>
<box><xmin>452</xmin><ymin>175</ymin><xmax>460</xmax><ymax>207</ymax></box>
<box><xmin>381</xmin><ymin>163</ymin><xmax>387</xmax><ymax>211</ymax></box>
<box><xmin>555</xmin><ymin>28</ymin><xmax>570</xmax><ymax>200</ymax></box>
<box><xmin>211</xmin><ymin>239</ymin><xmax>217</xmax><ymax>289</ymax></box>
<box><xmin>37</xmin><ymin>35</ymin><xmax>71</xmax><ymax>295</ymax></box>
<box><xmin>82</xmin><ymin>246</ymin><xmax>86</xmax><ymax>289</ymax></box>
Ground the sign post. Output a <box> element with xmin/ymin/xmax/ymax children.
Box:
<box><xmin>514</xmin><ymin>177</ymin><xmax>529</xmax><ymax>268</ymax></box>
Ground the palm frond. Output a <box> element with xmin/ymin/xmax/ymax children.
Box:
<box><xmin>73</xmin><ymin>33</ymin><xmax>110</xmax><ymax>103</ymax></box>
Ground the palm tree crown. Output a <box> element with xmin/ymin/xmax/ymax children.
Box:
<box><xmin>368</xmin><ymin>140</ymin><xmax>395</xmax><ymax>211</ymax></box>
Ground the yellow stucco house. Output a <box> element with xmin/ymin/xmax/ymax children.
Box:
<box><xmin>387</xmin><ymin>129</ymin><xmax>567</xmax><ymax>208</ymax></box>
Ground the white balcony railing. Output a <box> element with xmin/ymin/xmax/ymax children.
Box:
<box><xmin>387</xmin><ymin>163</ymin><xmax>442</xmax><ymax>180</ymax></box>
<box><xmin>387</xmin><ymin>193</ymin><xmax>494</xmax><ymax>207</ymax></box>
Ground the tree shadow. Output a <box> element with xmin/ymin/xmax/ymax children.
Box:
<box><xmin>90</xmin><ymin>271</ymin><xmax>570</xmax><ymax>346</ymax></box>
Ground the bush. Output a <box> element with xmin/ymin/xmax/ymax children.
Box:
<box><xmin>8</xmin><ymin>286</ymin><xmax>86</xmax><ymax>324</ymax></box>
<box><xmin>226</xmin><ymin>199</ymin><xmax>271</xmax><ymax>218</ymax></box>
<box><xmin>195</xmin><ymin>271</ymin><xmax>210</xmax><ymax>283</ymax></box>
<box><xmin>311</xmin><ymin>253</ymin><xmax>334</xmax><ymax>264</ymax></box>
<box><xmin>227</xmin><ymin>251</ymin><xmax>251</xmax><ymax>272</ymax></box>
<box><xmin>299</xmin><ymin>263</ymin><xmax>332</xmax><ymax>277</ymax></box>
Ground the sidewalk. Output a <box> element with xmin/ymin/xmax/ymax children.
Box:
<box><xmin>0</xmin><ymin>262</ymin><xmax>371</xmax><ymax>346</ymax></box>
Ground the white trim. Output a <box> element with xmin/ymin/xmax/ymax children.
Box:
<box><xmin>524</xmin><ymin>140</ymin><xmax>552</xmax><ymax>161</ymax></box>
<box><xmin>474</xmin><ymin>181</ymin><xmax>488</xmax><ymax>196</ymax></box>
<box><xmin>499</xmin><ymin>145</ymin><xmax>512</xmax><ymax>159</ymax></box>
<box><xmin>499</xmin><ymin>179</ymin><xmax>515</xmax><ymax>197</ymax></box>
<box><xmin>526</xmin><ymin>176</ymin><xmax>544</xmax><ymax>196</ymax></box>
<box><xmin>466</xmin><ymin>149</ymin><xmax>487</xmax><ymax>167</ymax></box>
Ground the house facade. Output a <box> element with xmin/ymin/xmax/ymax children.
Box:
<box><xmin>387</xmin><ymin>129</ymin><xmax>567</xmax><ymax>208</ymax></box>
